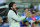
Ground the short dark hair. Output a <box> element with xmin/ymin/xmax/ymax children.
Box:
<box><xmin>24</xmin><ymin>8</ymin><xmax>28</xmax><ymax>11</ymax></box>
<box><xmin>24</xmin><ymin>20</ymin><xmax>28</xmax><ymax>23</ymax></box>
<box><xmin>32</xmin><ymin>12</ymin><xmax>35</xmax><ymax>14</ymax></box>
<box><xmin>9</xmin><ymin>2</ymin><xmax>15</xmax><ymax>9</ymax></box>
<box><xmin>34</xmin><ymin>21</ymin><xmax>38</xmax><ymax>24</ymax></box>
<box><xmin>3</xmin><ymin>18</ymin><xmax>8</xmax><ymax>23</ymax></box>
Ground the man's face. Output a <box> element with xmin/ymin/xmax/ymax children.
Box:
<box><xmin>12</xmin><ymin>4</ymin><xmax>16</xmax><ymax>9</ymax></box>
<box><xmin>37</xmin><ymin>11</ymin><xmax>40</xmax><ymax>15</ymax></box>
<box><xmin>24</xmin><ymin>9</ymin><xmax>28</xmax><ymax>13</ymax></box>
<box><xmin>28</xmin><ymin>11</ymin><xmax>31</xmax><ymax>17</ymax></box>
<box><xmin>32</xmin><ymin>14</ymin><xmax>35</xmax><ymax>16</ymax></box>
<box><xmin>6</xmin><ymin>19</ymin><xmax>8</xmax><ymax>23</ymax></box>
<box><xmin>34</xmin><ymin>24</ymin><xmax>39</xmax><ymax>27</ymax></box>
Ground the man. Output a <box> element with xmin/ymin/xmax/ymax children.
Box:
<box><xmin>20</xmin><ymin>8</ymin><xmax>28</xmax><ymax>26</ymax></box>
<box><xmin>8</xmin><ymin>2</ymin><xmax>28</xmax><ymax>27</ymax></box>
<box><xmin>30</xmin><ymin>12</ymin><xmax>35</xmax><ymax>21</ymax></box>
<box><xmin>21</xmin><ymin>8</ymin><xmax>28</xmax><ymax>16</ymax></box>
<box><xmin>35</xmin><ymin>11</ymin><xmax>40</xmax><ymax>20</ymax></box>
<box><xmin>2</xmin><ymin>18</ymin><xmax>9</xmax><ymax>27</ymax></box>
<box><xmin>20</xmin><ymin>10</ymin><xmax>32</xmax><ymax>26</ymax></box>
<box><xmin>35</xmin><ymin>11</ymin><xmax>40</xmax><ymax>26</ymax></box>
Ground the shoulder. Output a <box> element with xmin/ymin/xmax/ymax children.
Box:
<box><xmin>8</xmin><ymin>10</ymin><xmax>15</xmax><ymax>16</ymax></box>
<box><xmin>8</xmin><ymin>10</ymin><xmax>15</xmax><ymax>14</ymax></box>
<box><xmin>8</xmin><ymin>10</ymin><xmax>14</xmax><ymax>13</ymax></box>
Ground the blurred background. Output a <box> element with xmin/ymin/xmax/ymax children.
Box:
<box><xmin>0</xmin><ymin>0</ymin><xmax>40</xmax><ymax>16</ymax></box>
<box><xmin>0</xmin><ymin>0</ymin><xmax>40</xmax><ymax>27</ymax></box>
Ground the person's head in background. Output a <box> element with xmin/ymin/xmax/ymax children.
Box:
<box><xmin>34</xmin><ymin>21</ymin><xmax>39</xmax><ymax>27</ymax></box>
<box><xmin>36</xmin><ymin>10</ymin><xmax>40</xmax><ymax>15</ymax></box>
<box><xmin>9</xmin><ymin>2</ymin><xmax>16</xmax><ymax>10</ymax></box>
<box><xmin>28</xmin><ymin>11</ymin><xmax>31</xmax><ymax>17</ymax></box>
<box><xmin>0</xmin><ymin>17</ymin><xmax>2</xmax><ymax>23</ymax></box>
<box><xmin>32</xmin><ymin>12</ymin><xmax>35</xmax><ymax>17</ymax></box>
<box><xmin>24</xmin><ymin>20</ymin><xmax>28</xmax><ymax>25</ymax></box>
<box><xmin>24</xmin><ymin>8</ymin><xmax>28</xmax><ymax>13</ymax></box>
<box><xmin>3</xmin><ymin>18</ymin><xmax>8</xmax><ymax>23</ymax></box>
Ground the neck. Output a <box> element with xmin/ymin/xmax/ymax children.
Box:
<box><xmin>12</xmin><ymin>9</ymin><xmax>17</xmax><ymax>15</ymax></box>
<box><xmin>13</xmin><ymin>8</ymin><xmax>16</xmax><ymax>10</ymax></box>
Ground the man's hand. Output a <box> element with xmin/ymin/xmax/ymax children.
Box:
<box><xmin>25</xmin><ymin>13</ymin><xmax>28</xmax><ymax>17</ymax></box>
